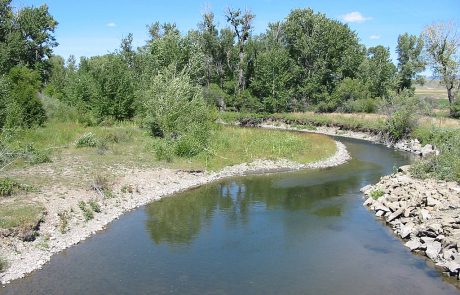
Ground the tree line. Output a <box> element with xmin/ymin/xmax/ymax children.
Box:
<box><xmin>1</xmin><ymin>0</ymin><xmax>459</xmax><ymax>136</ymax></box>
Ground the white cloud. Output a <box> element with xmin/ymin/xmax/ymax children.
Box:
<box><xmin>341</xmin><ymin>12</ymin><xmax>372</xmax><ymax>23</ymax></box>
<box><xmin>106</xmin><ymin>22</ymin><xmax>117</xmax><ymax>28</ymax></box>
<box><xmin>370</xmin><ymin>35</ymin><xmax>381</xmax><ymax>40</ymax></box>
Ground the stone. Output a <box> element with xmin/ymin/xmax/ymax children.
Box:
<box><xmin>427</xmin><ymin>223</ymin><xmax>443</xmax><ymax>234</ymax></box>
<box><xmin>374</xmin><ymin>203</ymin><xmax>390</xmax><ymax>212</ymax></box>
<box><xmin>421</xmin><ymin>144</ymin><xmax>436</xmax><ymax>158</ymax></box>
<box><xmin>399</xmin><ymin>224</ymin><xmax>414</xmax><ymax>239</ymax></box>
<box><xmin>419</xmin><ymin>209</ymin><xmax>431</xmax><ymax>221</ymax></box>
<box><xmin>425</xmin><ymin>241</ymin><xmax>442</xmax><ymax>260</ymax></box>
<box><xmin>427</xmin><ymin>196</ymin><xmax>441</xmax><ymax>207</ymax></box>
<box><xmin>363</xmin><ymin>197</ymin><xmax>374</xmax><ymax>206</ymax></box>
<box><xmin>398</xmin><ymin>165</ymin><xmax>411</xmax><ymax>173</ymax></box>
<box><xmin>445</xmin><ymin>259</ymin><xmax>460</xmax><ymax>273</ymax></box>
<box><xmin>360</xmin><ymin>185</ymin><xmax>373</xmax><ymax>193</ymax></box>
<box><xmin>405</xmin><ymin>239</ymin><xmax>422</xmax><ymax>251</ymax></box>
<box><xmin>376</xmin><ymin>210</ymin><xmax>385</xmax><ymax>217</ymax></box>
<box><xmin>387</xmin><ymin>207</ymin><xmax>404</xmax><ymax>222</ymax></box>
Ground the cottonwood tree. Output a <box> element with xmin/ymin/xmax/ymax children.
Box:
<box><xmin>422</xmin><ymin>22</ymin><xmax>460</xmax><ymax>110</ymax></box>
<box><xmin>225</xmin><ymin>8</ymin><xmax>255</xmax><ymax>94</ymax></box>
<box><xmin>396</xmin><ymin>33</ymin><xmax>425</xmax><ymax>92</ymax></box>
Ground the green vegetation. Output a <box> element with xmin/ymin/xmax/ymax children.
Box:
<box><xmin>58</xmin><ymin>210</ymin><xmax>70</xmax><ymax>234</ymax></box>
<box><xmin>78</xmin><ymin>201</ymin><xmax>94</xmax><ymax>221</ymax></box>
<box><xmin>181</xmin><ymin>126</ymin><xmax>336</xmax><ymax>171</ymax></box>
<box><xmin>0</xmin><ymin>202</ymin><xmax>45</xmax><ymax>236</ymax></box>
<box><xmin>370</xmin><ymin>189</ymin><xmax>384</xmax><ymax>200</ymax></box>
<box><xmin>0</xmin><ymin>178</ymin><xmax>31</xmax><ymax>197</ymax></box>
<box><xmin>411</xmin><ymin>132</ymin><xmax>460</xmax><ymax>182</ymax></box>
<box><xmin>0</xmin><ymin>256</ymin><xmax>7</xmax><ymax>273</ymax></box>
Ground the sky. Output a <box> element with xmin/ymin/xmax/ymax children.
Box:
<box><xmin>11</xmin><ymin>0</ymin><xmax>460</xmax><ymax>65</ymax></box>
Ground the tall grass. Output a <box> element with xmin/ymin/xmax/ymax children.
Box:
<box><xmin>175</xmin><ymin>126</ymin><xmax>336</xmax><ymax>171</ymax></box>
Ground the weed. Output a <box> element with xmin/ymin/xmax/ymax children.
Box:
<box><xmin>0</xmin><ymin>256</ymin><xmax>8</xmax><ymax>273</ymax></box>
<box><xmin>58</xmin><ymin>210</ymin><xmax>70</xmax><ymax>234</ymax></box>
<box><xmin>91</xmin><ymin>174</ymin><xmax>113</xmax><ymax>199</ymax></box>
<box><xmin>0</xmin><ymin>178</ymin><xmax>29</xmax><ymax>197</ymax></box>
<box><xmin>88</xmin><ymin>199</ymin><xmax>101</xmax><ymax>213</ymax></box>
<box><xmin>78</xmin><ymin>201</ymin><xmax>94</xmax><ymax>221</ymax></box>
<box><xmin>75</xmin><ymin>132</ymin><xmax>98</xmax><ymax>148</ymax></box>
<box><xmin>370</xmin><ymin>189</ymin><xmax>384</xmax><ymax>200</ymax></box>
<box><xmin>121</xmin><ymin>184</ymin><xmax>134</xmax><ymax>194</ymax></box>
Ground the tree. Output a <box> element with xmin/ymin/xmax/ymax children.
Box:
<box><xmin>225</xmin><ymin>8</ymin><xmax>255</xmax><ymax>94</ymax></box>
<box><xmin>283</xmin><ymin>9</ymin><xmax>364</xmax><ymax>106</ymax></box>
<box><xmin>359</xmin><ymin>46</ymin><xmax>397</xmax><ymax>99</ymax></box>
<box><xmin>0</xmin><ymin>1</ymin><xmax>58</xmax><ymax>81</ymax></box>
<box><xmin>396</xmin><ymin>33</ymin><xmax>425</xmax><ymax>92</ymax></box>
<box><xmin>422</xmin><ymin>22</ymin><xmax>460</xmax><ymax>112</ymax></box>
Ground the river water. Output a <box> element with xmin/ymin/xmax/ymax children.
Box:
<box><xmin>1</xmin><ymin>137</ymin><xmax>459</xmax><ymax>295</ymax></box>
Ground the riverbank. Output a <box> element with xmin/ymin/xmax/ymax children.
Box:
<box><xmin>0</xmin><ymin>140</ymin><xmax>349</xmax><ymax>284</ymax></box>
<box><xmin>361</xmin><ymin>166</ymin><xmax>460</xmax><ymax>279</ymax></box>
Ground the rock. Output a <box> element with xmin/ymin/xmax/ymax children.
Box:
<box><xmin>426</xmin><ymin>196</ymin><xmax>441</xmax><ymax>207</ymax></box>
<box><xmin>374</xmin><ymin>203</ymin><xmax>390</xmax><ymax>212</ymax></box>
<box><xmin>399</xmin><ymin>224</ymin><xmax>414</xmax><ymax>239</ymax></box>
<box><xmin>425</xmin><ymin>241</ymin><xmax>442</xmax><ymax>260</ymax></box>
<box><xmin>363</xmin><ymin>197</ymin><xmax>374</xmax><ymax>206</ymax></box>
<box><xmin>421</xmin><ymin>144</ymin><xmax>436</xmax><ymax>158</ymax></box>
<box><xmin>376</xmin><ymin>210</ymin><xmax>385</xmax><ymax>217</ymax></box>
<box><xmin>419</xmin><ymin>209</ymin><xmax>431</xmax><ymax>221</ymax></box>
<box><xmin>398</xmin><ymin>165</ymin><xmax>411</xmax><ymax>173</ymax></box>
<box><xmin>387</xmin><ymin>207</ymin><xmax>404</xmax><ymax>222</ymax></box>
<box><xmin>405</xmin><ymin>239</ymin><xmax>422</xmax><ymax>251</ymax></box>
<box><xmin>427</xmin><ymin>223</ymin><xmax>443</xmax><ymax>234</ymax></box>
<box><xmin>445</xmin><ymin>259</ymin><xmax>460</xmax><ymax>273</ymax></box>
<box><xmin>361</xmin><ymin>185</ymin><xmax>373</xmax><ymax>193</ymax></box>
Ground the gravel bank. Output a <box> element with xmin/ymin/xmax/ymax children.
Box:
<box><xmin>0</xmin><ymin>140</ymin><xmax>349</xmax><ymax>284</ymax></box>
<box><xmin>362</xmin><ymin>166</ymin><xmax>460</xmax><ymax>279</ymax></box>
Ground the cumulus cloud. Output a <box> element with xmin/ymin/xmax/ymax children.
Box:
<box><xmin>370</xmin><ymin>35</ymin><xmax>381</xmax><ymax>40</ymax></box>
<box><xmin>341</xmin><ymin>12</ymin><xmax>372</xmax><ymax>23</ymax></box>
<box><xmin>106</xmin><ymin>22</ymin><xmax>117</xmax><ymax>28</ymax></box>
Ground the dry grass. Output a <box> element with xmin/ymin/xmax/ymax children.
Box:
<box><xmin>0</xmin><ymin>201</ymin><xmax>45</xmax><ymax>234</ymax></box>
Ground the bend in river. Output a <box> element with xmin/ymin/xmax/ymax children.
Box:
<box><xmin>1</xmin><ymin>137</ymin><xmax>459</xmax><ymax>295</ymax></box>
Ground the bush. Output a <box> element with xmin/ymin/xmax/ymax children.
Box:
<box><xmin>380</xmin><ymin>91</ymin><xmax>425</xmax><ymax>142</ymax></box>
<box><xmin>411</xmin><ymin>132</ymin><xmax>460</xmax><ymax>182</ymax></box>
<box><xmin>450</xmin><ymin>99</ymin><xmax>460</xmax><ymax>119</ymax></box>
<box><xmin>141</xmin><ymin>67</ymin><xmax>215</xmax><ymax>158</ymax></box>
<box><xmin>0</xmin><ymin>178</ymin><xmax>28</xmax><ymax>197</ymax></box>
<box><xmin>78</xmin><ymin>201</ymin><xmax>94</xmax><ymax>221</ymax></box>
<box><xmin>341</xmin><ymin>98</ymin><xmax>380</xmax><ymax>113</ymax></box>
<box><xmin>1</xmin><ymin>66</ymin><xmax>46</xmax><ymax>129</ymax></box>
<box><xmin>75</xmin><ymin>132</ymin><xmax>98</xmax><ymax>148</ymax></box>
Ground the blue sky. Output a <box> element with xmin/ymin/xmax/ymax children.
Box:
<box><xmin>12</xmin><ymin>0</ymin><xmax>460</xmax><ymax>64</ymax></box>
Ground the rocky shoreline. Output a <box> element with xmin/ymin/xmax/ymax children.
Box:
<box><xmin>361</xmin><ymin>166</ymin><xmax>460</xmax><ymax>279</ymax></box>
<box><xmin>0</xmin><ymin>141</ymin><xmax>350</xmax><ymax>284</ymax></box>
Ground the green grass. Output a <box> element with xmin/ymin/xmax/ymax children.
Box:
<box><xmin>0</xmin><ymin>202</ymin><xmax>45</xmax><ymax>233</ymax></box>
<box><xmin>174</xmin><ymin>126</ymin><xmax>337</xmax><ymax>171</ymax></box>
<box><xmin>0</xmin><ymin>178</ymin><xmax>32</xmax><ymax>197</ymax></box>
<box><xmin>0</xmin><ymin>256</ymin><xmax>7</xmax><ymax>273</ymax></box>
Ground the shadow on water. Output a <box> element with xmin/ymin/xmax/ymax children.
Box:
<box><xmin>1</xmin><ymin>137</ymin><xmax>459</xmax><ymax>295</ymax></box>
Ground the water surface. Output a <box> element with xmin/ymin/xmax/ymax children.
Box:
<box><xmin>1</xmin><ymin>138</ymin><xmax>458</xmax><ymax>295</ymax></box>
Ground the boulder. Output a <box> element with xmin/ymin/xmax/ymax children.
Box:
<box><xmin>421</xmin><ymin>144</ymin><xmax>436</xmax><ymax>158</ymax></box>
<box><xmin>425</xmin><ymin>241</ymin><xmax>442</xmax><ymax>260</ymax></box>
<box><xmin>387</xmin><ymin>207</ymin><xmax>404</xmax><ymax>222</ymax></box>
<box><xmin>405</xmin><ymin>239</ymin><xmax>422</xmax><ymax>251</ymax></box>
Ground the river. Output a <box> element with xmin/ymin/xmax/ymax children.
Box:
<box><xmin>1</xmin><ymin>137</ymin><xmax>458</xmax><ymax>294</ymax></box>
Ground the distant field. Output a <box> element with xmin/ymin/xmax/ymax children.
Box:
<box><xmin>415</xmin><ymin>80</ymin><xmax>447</xmax><ymax>100</ymax></box>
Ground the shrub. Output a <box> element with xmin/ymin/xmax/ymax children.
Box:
<box><xmin>0</xmin><ymin>256</ymin><xmax>7</xmax><ymax>273</ymax></box>
<box><xmin>141</xmin><ymin>67</ymin><xmax>215</xmax><ymax>158</ymax></box>
<box><xmin>450</xmin><ymin>99</ymin><xmax>460</xmax><ymax>119</ymax></box>
<box><xmin>0</xmin><ymin>178</ymin><xmax>30</xmax><ymax>197</ymax></box>
<box><xmin>58</xmin><ymin>210</ymin><xmax>70</xmax><ymax>234</ymax></box>
<box><xmin>341</xmin><ymin>98</ymin><xmax>380</xmax><ymax>113</ymax></box>
<box><xmin>370</xmin><ymin>189</ymin><xmax>384</xmax><ymax>199</ymax></box>
<box><xmin>78</xmin><ymin>201</ymin><xmax>94</xmax><ymax>221</ymax></box>
<box><xmin>88</xmin><ymin>199</ymin><xmax>101</xmax><ymax>213</ymax></box>
<box><xmin>411</xmin><ymin>132</ymin><xmax>460</xmax><ymax>182</ymax></box>
<box><xmin>380</xmin><ymin>91</ymin><xmax>425</xmax><ymax>142</ymax></box>
<box><xmin>2</xmin><ymin>66</ymin><xmax>46</xmax><ymax>129</ymax></box>
<box><xmin>75</xmin><ymin>132</ymin><xmax>98</xmax><ymax>148</ymax></box>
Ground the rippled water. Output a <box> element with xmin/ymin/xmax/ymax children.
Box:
<box><xmin>1</xmin><ymin>137</ymin><xmax>459</xmax><ymax>295</ymax></box>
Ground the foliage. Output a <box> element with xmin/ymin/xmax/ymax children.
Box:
<box><xmin>0</xmin><ymin>1</ymin><xmax>58</xmax><ymax>81</ymax></box>
<box><xmin>78</xmin><ymin>201</ymin><xmax>94</xmax><ymax>221</ymax></box>
<box><xmin>58</xmin><ymin>210</ymin><xmax>70</xmax><ymax>234</ymax></box>
<box><xmin>140</xmin><ymin>68</ymin><xmax>215</xmax><ymax>158</ymax></box>
<box><xmin>0</xmin><ymin>177</ymin><xmax>30</xmax><ymax>197</ymax></box>
<box><xmin>88</xmin><ymin>199</ymin><xmax>101</xmax><ymax>213</ymax></box>
<box><xmin>0</xmin><ymin>256</ymin><xmax>7</xmax><ymax>273</ymax></box>
<box><xmin>396</xmin><ymin>33</ymin><xmax>425</xmax><ymax>92</ymax></box>
<box><xmin>75</xmin><ymin>132</ymin><xmax>98</xmax><ymax>148</ymax></box>
<box><xmin>411</xmin><ymin>132</ymin><xmax>460</xmax><ymax>182</ymax></box>
<box><xmin>283</xmin><ymin>8</ymin><xmax>364</xmax><ymax>105</ymax></box>
<box><xmin>422</xmin><ymin>22</ymin><xmax>460</xmax><ymax>109</ymax></box>
<box><xmin>370</xmin><ymin>189</ymin><xmax>384</xmax><ymax>200</ymax></box>
<box><xmin>380</xmin><ymin>91</ymin><xmax>423</xmax><ymax>142</ymax></box>
<box><xmin>1</xmin><ymin>66</ymin><xmax>46</xmax><ymax>129</ymax></box>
